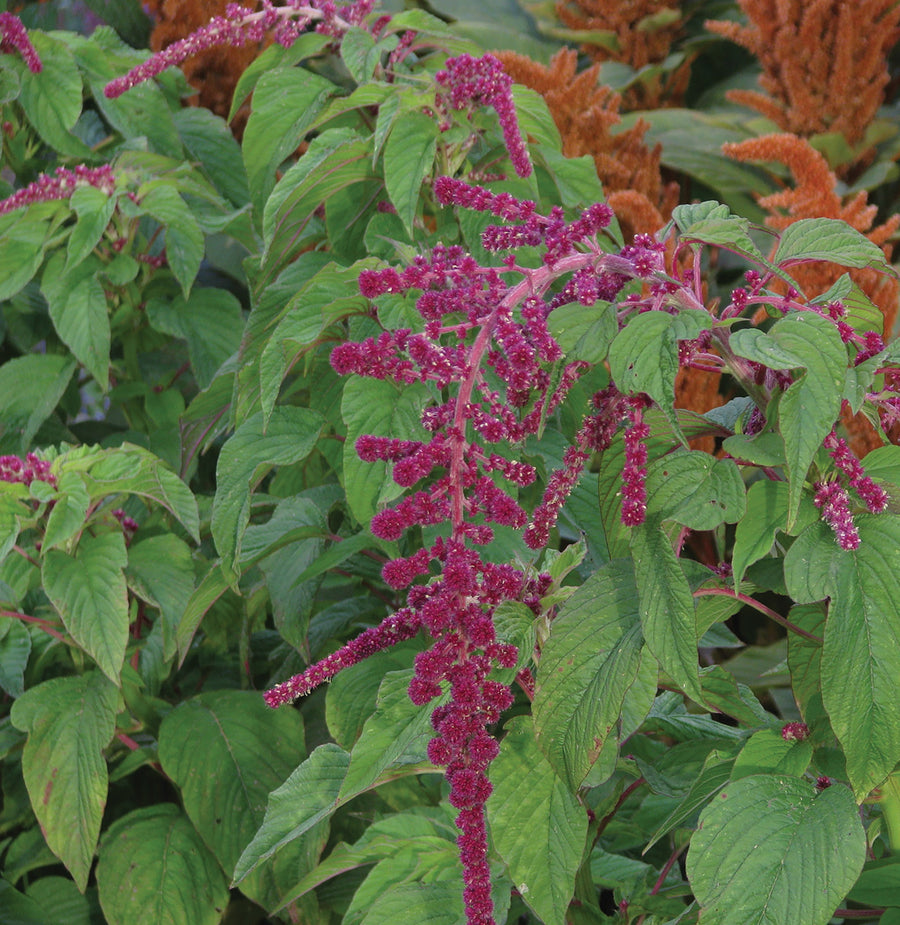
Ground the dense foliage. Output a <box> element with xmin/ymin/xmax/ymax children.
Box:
<box><xmin>3</xmin><ymin>1</ymin><xmax>900</xmax><ymax>924</ymax></box>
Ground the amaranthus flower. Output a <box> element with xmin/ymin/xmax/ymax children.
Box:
<box><xmin>0</xmin><ymin>165</ymin><xmax>116</xmax><ymax>216</ymax></box>
<box><xmin>0</xmin><ymin>12</ymin><xmax>41</xmax><ymax>73</ymax></box>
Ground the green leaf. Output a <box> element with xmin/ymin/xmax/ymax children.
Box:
<box><xmin>43</xmin><ymin>470</ymin><xmax>90</xmax><ymax>550</ymax></box>
<box><xmin>487</xmin><ymin>715</ymin><xmax>587</xmax><ymax>925</ymax></box>
<box><xmin>720</xmin><ymin>431</ymin><xmax>786</xmax><ymax>467</ymax></box>
<box><xmin>10</xmin><ymin>674</ymin><xmax>118</xmax><ymax>890</ymax></box>
<box><xmin>258</xmin><ymin>261</ymin><xmax>372</xmax><ymax>421</ymax></box>
<box><xmin>174</xmin><ymin>107</ymin><xmax>250</xmax><ymax>207</ymax></box>
<box><xmin>139</xmin><ymin>186</ymin><xmax>204</xmax><ymax>296</ymax></box>
<box><xmin>260</xmin><ymin>130</ymin><xmax>375</xmax><ymax>286</ymax></box>
<box><xmin>175</xmin><ymin>561</ymin><xmax>230</xmax><ymax>663</ymax></box>
<box><xmin>0</xmin><ymin>878</ymin><xmax>48</xmax><ymax>924</ymax></box>
<box><xmin>18</xmin><ymin>33</ymin><xmax>91</xmax><ymax>158</ymax></box>
<box><xmin>146</xmin><ymin>288</ymin><xmax>243</xmax><ymax>389</ymax></box>
<box><xmin>341</xmin><ymin>377</ymin><xmax>430</xmax><ymax>525</ymax></box>
<box><xmin>0</xmin><ymin>217</ymin><xmax>48</xmax><ymax>302</ymax></box>
<box><xmin>0</xmin><ymin>618</ymin><xmax>31</xmax><ymax>698</ymax></box>
<box><xmin>358</xmin><ymin>882</ymin><xmax>464</xmax><ymax>925</ymax></box>
<box><xmin>643</xmin><ymin>451</ymin><xmax>745</xmax><ymax>530</ymax></box>
<box><xmin>0</xmin><ymin>354</ymin><xmax>75</xmax><ymax>455</ymax></box>
<box><xmin>383</xmin><ymin>111</ymin><xmax>437</xmax><ymax>236</ymax></box>
<box><xmin>339</xmin><ymin>669</ymin><xmax>446</xmax><ymax>800</ymax></box>
<box><xmin>158</xmin><ymin>691</ymin><xmax>318</xmax><ymax>909</ymax></box>
<box><xmin>785</xmin><ymin>515</ymin><xmax>900</xmax><ymax>797</ymax></box>
<box><xmin>846</xmin><ymin>857</ymin><xmax>900</xmax><ymax>907</ymax></box>
<box><xmin>630</xmin><ymin>520</ymin><xmax>702</xmax><ymax>701</ymax></box>
<box><xmin>687</xmin><ymin>774</ymin><xmax>865</xmax><ymax>925</ymax></box>
<box><xmin>731</xmin><ymin>729</ymin><xmax>812</xmax><ymax>780</ymax></box>
<box><xmin>66</xmin><ymin>185</ymin><xmax>117</xmax><ymax>270</ymax></box>
<box><xmin>70</xmin><ymin>445</ymin><xmax>199</xmax><ymax>541</ymax></box>
<box><xmin>547</xmin><ymin>301</ymin><xmax>618</xmax><ymax>365</ymax></box>
<box><xmin>126</xmin><ymin>535</ymin><xmax>194</xmax><ymax>661</ymax></box>
<box><xmin>96</xmin><ymin>804</ymin><xmax>229</xmax><ymax>925</ymax></box>
<box><xmin>41</xmin><ymin>253</ymin><xmax>111</xmax><ymax>389</ymax></box>
<box><xmin>608</xmin><ymin>309</ymin><xmax>708</xmax><ymax>421</ymax></box>
<box><xmin>532</xmin><ymin>559</ymin><xmax>643</xmax><ymax>789</ymax></box>
<box><xmin>243</xmin><ymin>67</ymin><xmax>338</xmax><ymax>211</ymax></box>
<box><xmin>730</xmin><ymin>312</ymin><xmax>846</xmax><ymax>527</ymax></box>
<box><xmin>42</xmin><ymin>532</ymin><xmax>128</xmax><ymax>683</ymax></box>
<box><xmin>233</xmin><ymin>743</ymin><xmax>350</xmax><ymax>884</ymax></box>
<box><xmin>774</xmin><ymin>218</ymin><xmax>892</xmax><ymax>272</ymax></box>
<box><xmin>732</xmin><ymin>480</ymin><xmax>800</xmax><ymax>586</ymax></box>
<box><xmin>326</xmin><ymin>645</ymin><xmax>419</xmax><ymax>749</ymax></box>
<box><xmin>211</xmin><ymin>407</ymin><xmax>324</xmax><ymax>583</ymax></box>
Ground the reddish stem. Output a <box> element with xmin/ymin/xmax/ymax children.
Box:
<box><xmin>694</xmin><ymin>587</ymin><xmax>823</xmax><ymax>644</ymax></box>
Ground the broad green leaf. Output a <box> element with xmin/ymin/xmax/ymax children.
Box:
<box><xmin>69</xmin><ymin>445</ymin><xmax>199</xmax><ymax>541</ymax></box>
<box><xmin>812</xmin><ymin>274</ymin><xmax>885</xmax><ymax>337</ymax></box>
<box><xmin>774</xmin><ymin>218</ymin><xmax>891</xmax><ymax>271</ymax></box>
<box><xmin>698</xmin><ymin>665</ymin><xmax>769</xmax><ymax>727</ymax></box>
<box><xmin>730</xmin><ymin>729</ymin><xmax>812</xmax><ymax>780</ymax></box>
<box><xmin>146</xmin><ymin>288</ymin><xmax>243</xmax><ymax>389</ymax></box>
<box><xmin>260</xmin><ymin>131</ymin><xmax>376</xmax><ymax>287</ymax></box>
<box><xmin>358</xmin><ymin>882</ymin><xmax>464</xmax><ymax>925</ymax></box>
<box><xmin>547</xmin><ymin>301</ymin><xmax>617</xmax><ymax>365</ymax></box>
<box><xmin>730</xmin><ymin>312</ymin><xmax>846</xmax><ymax>527</ymax></box>
<box><xmin>0</xmin><ymin>354</ymin><xmax>75</xmax><ymax>455</ymax></box>
<box><xmin>630</xmin><ymin>519</ymin><xmax>701</xmax><ymax>701</ymax></box>
<box><xmin>678</xmin><ymin>215</ymin><xmax>765</xmax><ymax>263</ymax></box>
<box><xmin>846</xmin><ymin>856</ymin><xmax>900</xmax><ymax>907</ymax></box>
<box><xmin>608</xmin><ymin>309</ymin><xmax>708</xmax><ymax>422</ymax></box>
<box><xmin>96</xmin><ymin>804</ymin><xmax>229</xmax><ymax>925</ymax></box>
<box><xmin>174</xmin><ymin>107</ymin><xmax>250</xmax><ymax>207</ymax></box>
<box><xmin>326</xmin><ymin>644</ymin><xmax>419</xmax><ymax>749</ymax></box>
<box><xmin>243</xmin><ymin>66</ymin><xmax>338</xmax><ymax>211</ymax></box>
<box><xmin>139</xmin><ymin>186</ymin><xmax>204</xmax><ymax>296</ymax></box>
<box><xmin>487</xmin><ymin>715</ymin><xmax>587</xmax><ymax>925</ymax></box>
<box><xmin>126</xmin><ymin>535</ymin><xmax>194</xmax><ymax>661</ymax></box>
<box><xmin>785</xmin><ymin>515</ymin><xmax>900</xmax><ymax>797</ymax></box>
<box><xmin>233</xmin><ymin>743</ymin><xmax>350</xmax><ymax>883</ymax></box>
<box><xmin>158</xmin><ymin>691</ymin><xmax>318</xmax><ymax>910</ymax></box>
<box><xmin>672</xmin><ymin>201</ymin><xmax>732</xmax><ymax>230</ymax></box>
<box><xmin>721</xmin><ymin>431</ymin><xmax>786</xmax><ymax>467</ymax></box>
<box><xmin>258</xmin><ymin>261</ymin><xmax>372</xmax><ymax>421</ymax></box>
<box><xmin>228</xmin><ymin>33</ymin><xmax>332</xmax><ymax>123</ymax></box>
<box><xmin>175</xmin><ymin>561</ymin><xmax>230</xmax><ymax>663</ymax></box>
<box><xmin>211</xmin><ymin>406</ymin><xmax>324</xmax><ymax>582</ymax></box>
<box><xmin>19</xmin><ymin>34</ymin><xmax>91</xmax><ymax>158</ymax></box>
<box><xmin>0</xmin><ymin>878</ymin><xmax>47</xmax><ymax>924</ymax></box>
<box><xmin>0</xmin><ymin>618</ymin><xmax>30</xmax><ymax>698</ymax></box>
<box><xmin>785</xmin><ymin>603</ymin><xmax>826</xmax><ymax>717</ymax></box>
<box><xmin>732</xmin><ymin>480</ymin><xmax>789</xmax><ymax>586</ymax></box>
<box><xmin>644</xmin><ymin>451</ymin><xmax>745</xmax><ymax>530</ymax></box>
<box><xmin>532</xmin><ymin>559</ymin><xmax>643</xmax><ymax>789</ymax></box>
<box><xmin>644</xmin><ymin>750</ymin><xmax>735</xmax><ymax>852</ymax></box>
<box><xmin>687</xmin><ymin>774</ymin><xmax>865</xmax><ymax>925</ymax></box>
<box><xmin>383</xmin><ymin>111</ymin><xmax>437</xmax><ymax>236</ymax></box>
<box><xmin>24</xmin><ymin>874</ymin><xmax>99</xmax><ymax>925</ymax></box>
<box><xmin>10</xmin><ymin>674</ymin><xmax>118</xmax><ymax>890</ymax></box>
<box><xmin>42</xmin><ymin>532</ymin><xmax>128</xmax><ymax>683</ymax></box>
<box><xmin>339</xmin><ymin>669</ymin><xmax>446</xmax><ymax>800</ymax></box>
<box><xmin>342</xmin><ymin>377</ymin><xmax>431</xmax><ymax>525</ymax></box>
<box><xmin>0</xmin><ymin>218</ymin><xmax>48</xmax><ymax>302</ymax></box>
<box><xmin>66</xmin><ymin>185</ymin><xmax>117</xmax><ymax>270</ymax></box>
<box><xmin>42</xmin><ymin>253</ymin><xmax>111</xmax><ymax>389</ymax></box>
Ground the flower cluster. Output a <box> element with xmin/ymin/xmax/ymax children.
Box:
<box><xmin>822</xmin><ymin>430</ymin><xmax>888</xmax><ymax>513</ymax></box>
<box><xmin>435</xmin><ymin>54</ymin><xmax>532</xmax><ymax>179</ymax></box>
<box><xmin>0</xmin><ymin>453</ymin><xmax>55</xmax><ymax>487</ymax></box>
<box><xmin>781</xmin><ymin>721</ymin><xmax>810</xmax><ymax>742</ymax></box>
<box><xmin>0</xmin><ymin>165</ymin><xmax>116</xmax><ymax>217</ymax></box>
<box><xmin>813</xmin><ymin>480</ymin><xmax>860</xmax><ymax>550</ymax></box>
<box><xmin>104</xmin><ymin>0</ymin><xmax>375</xmax><ymax>98</ymax></box>
<box><xmin>0</xmin><ymin>12</ymin><xmax>41</xmax><ymax>73</ymax></box>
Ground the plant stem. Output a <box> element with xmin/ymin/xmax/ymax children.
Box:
<box><xmin>879</xmin><ymin>771</ymin><xmax>900</xmax><ymax>851</ymax></box>
<box><xmin>693</xmin><ymin>587</ymin><xmax>823</xmax><ymax>644</ymax></box>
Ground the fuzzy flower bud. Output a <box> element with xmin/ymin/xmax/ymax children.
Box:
<box><xmin>813</xmin><ymin>480</ymin><xmax>860</xmax><ymax>550</ymax></box>
<box><xmin>0</xmin><ymin>12</ymin><xmax>42</xmax><ymax>73</ymax></box>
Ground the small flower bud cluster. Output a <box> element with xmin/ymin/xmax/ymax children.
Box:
<box><xmin>0</xmin><ymin>165</ymin><xmax>116</xmax><ymax>217</ymax></box>
<box><xmin>822</xmin><ymin>430</ymin><xmax>888</xmax><ymax>513</ymax></box>
<box><xmin>781</xmin><ymin>721</ymin><xmax>809</xmax><ymax>742</ymax></box>
<box><xmin>104</xmin><ymin>0</ymin><xmax>375</xmax><ymax>98</ymax></box>
<box><xmin>0</xmin><ymin>12</ymin><xmax>42</xmax><ymax>73</ymax></box>
<box><xmin>435</xmin><ymin>54</ymin><xmax>531</xmax><ymax>178</ymax></box>
<box><xmin>0</xmin><ymin>453</ymin><xmax>55</xmax><ymax>487</ymax></box>
<box><xmin>813</xmin><ymin>480</ymin><xmax>860</xmax><ymax>550</ymax></box>
<box><xmin>263</xmin><ymin>608</ymin><xmax>420</xmax><ymax>707</ymax></box>
<box><xmin>621</xmin><ymin>396</ymin><xmax>651</xmax><ymax>526</ymax></box>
